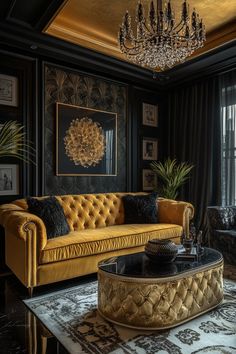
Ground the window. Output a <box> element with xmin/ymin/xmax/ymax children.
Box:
<box><xmin>221</xmin><ymin>84</ymin><xmax>236</xmax><ymax>205</ymax></box>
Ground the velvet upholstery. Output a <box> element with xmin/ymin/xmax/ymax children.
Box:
<box><xmin>0</xmin><ymin>193</ymin><xmax>194</xmax><ymax>291</ymax></box>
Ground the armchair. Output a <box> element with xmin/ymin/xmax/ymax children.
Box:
<box><xmin>207</xmin><ymin>206</ymin><xmax>236</xmax><ymax>265</ymax></box>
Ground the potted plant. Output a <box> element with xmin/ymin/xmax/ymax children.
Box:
<box><xmin>150</xmin><ymin>158</ymin><xmax>193</xmax><ymax>200</ymax></box>
<box><xmin>0</xmin><ymin>120</ymin><xmax>35</xmax><ymax>163</ymax></box>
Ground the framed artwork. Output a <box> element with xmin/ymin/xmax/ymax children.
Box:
<box><xmin>142</xmin><ymin>103</ymin><xmax>158</xmax><ymax>127</ymax></box>
<box><xmin>142</xmin><ymin>169</ymin><xmax>157</xmax><ymax>191</ymax></box>
<box><xmin>56</xmin><ymin>102</ymin><xmax>117</xmax><ymax>176</ymax></box>
<box><xmin>0</xmin><ymin>164</ymin><xmax>19</xmax><ymax>195</ymax></box>
<box><xmin>142</xmin><ymin>138</ymin><xmax>158</xmax><ymax>160</ymax></box>
<box><xmin>0</xmin><ymin>74</ymin><xmax>18</xmax><ymax>107</ymax></box>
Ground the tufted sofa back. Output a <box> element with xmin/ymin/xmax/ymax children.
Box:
<box><xmin>57</xmin><ymin>193</ymin><xmax>129</xmax><ymax>231</ymax></box>
<box><xmin>14</xmin><ymin>193</ymin><xmax>145</xmax><ymax>232</ymax></box>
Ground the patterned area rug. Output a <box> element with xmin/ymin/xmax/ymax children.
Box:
<box><xmin>24</xmin><ymin>279</ymin><xmax>236</xmax><ymax>354</ymax></box>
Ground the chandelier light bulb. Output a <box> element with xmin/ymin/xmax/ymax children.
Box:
<box><xmin>118</xmin><ymin>0</ymin><xmax>206</xmax><ymax>71</ymax></box>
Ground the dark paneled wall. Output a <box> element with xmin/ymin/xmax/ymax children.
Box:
<box><xmin>0</xmin><ymin>52</ymin><xmax>38</xmax><ymax>201</ymax></box>
<box><xmin>43</xmin><ymin>64</ymin><xmax>128</xmax><ymax>194</ymax></box>
<box><xmin>0</xmin><ymin>49</ymin><xmax>161</xmax><ymax>200</ymax></box>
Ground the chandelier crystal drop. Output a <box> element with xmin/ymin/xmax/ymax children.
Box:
<box><xmin>118</xmin><ymin>0</ymin><xmax>206</xmax><ymax>71</ymax></box>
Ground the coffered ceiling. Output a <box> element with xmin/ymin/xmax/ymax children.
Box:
<box><xmin>45</xmin><ymin>0</ymin><xmax>236</xmax><ymax>71</ymax></box>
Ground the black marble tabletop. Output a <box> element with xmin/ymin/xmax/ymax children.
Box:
<box><xmin>98</xmin><ymin>247</ymin><xmax>223</xmax><ymax>278</ymax></box>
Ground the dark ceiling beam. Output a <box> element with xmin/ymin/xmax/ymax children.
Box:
<box><xmin>0</xmin><ymin>0</ymin><xmax>15</xmax><ymax>21</ymax></box>
<box><xmin>5</xmin><ymin>0</ymin><xmax>16</xmax><ymax>20</ymax></box>
<box><xmin>1</xmin><ymin>0</ymin><xmax>67</xmax><ymax>30</ymax></box>
<box><xmin>33</xmin><ymin>0</ymin><xmax>68</xmax><ymax>31</ymax></box>
<box><xmin>0</xmin><ymin>22</ymin><xmax>158</xmax><ymax>89</ymax></box>
<box><xmin>164</xmin><ymin>40</ymin><xmax>236</xmax><ymax>88</ymax></box>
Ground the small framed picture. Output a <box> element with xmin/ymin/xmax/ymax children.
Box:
<box><xmin>0</xmin><ymin>164</ymin><xmax>19</xmax><ymax>195</ymax></box>
<box><xmin>0</xmin><ymin>74</ymin><xmax>18</xmax><ymax>107</ymax></box>
<box><xmin>142</xmin><ymin>138</ymin><xmax>158</xmax><ymax>160</ymax></box>
<box><xmin>142</xmin><ymin>169</ymin><xmax>157</xmax><ymax>191</ymax></box>
<box><xmin>142</xmin><ymin>103</ymin><xmax>158</xmax><ymax>127</ymax></box>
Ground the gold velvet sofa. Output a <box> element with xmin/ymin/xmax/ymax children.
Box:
<box><xmin>0</xmin><ymin>193</ymin><xmax>194</xmax><ymax>295</ymax></box>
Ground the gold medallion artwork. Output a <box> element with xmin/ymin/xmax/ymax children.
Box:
<box><xmin>64</xmin><ymin>117</ymin><xmax>106</xmax><ymax>168</ymax></box>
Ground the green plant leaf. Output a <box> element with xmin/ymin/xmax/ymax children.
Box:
<box><xmin>0</xmin><ymin>121</ymin><xmax>36</xmax><ymax>164</ymax></box>
<box><xmin>150</xmin><ymin>158</ymin><xmax>193</xmax><ymax>200</ymax></box>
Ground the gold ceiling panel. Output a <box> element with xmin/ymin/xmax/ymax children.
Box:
<box><xmin>45</xmin><ymin>0</ymin><xmax>236</xmax><ymax>70</ymax></box>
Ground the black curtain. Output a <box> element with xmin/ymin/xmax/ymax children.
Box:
<box><xmin>166</xmin><ymin>76</ymin><xmax>221</xmax><ymax>243</ymax></box>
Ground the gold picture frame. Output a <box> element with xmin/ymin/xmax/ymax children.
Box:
<box><xmin>56</xmin><ymin>102</ymin><xmax>117</xmax><ymax>176</ymax></box>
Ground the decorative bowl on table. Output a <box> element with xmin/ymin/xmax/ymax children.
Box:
<box><xmin>145</xmin><ymin>239</ymin><xmax>178</xmax><ymax>263</ymax></box>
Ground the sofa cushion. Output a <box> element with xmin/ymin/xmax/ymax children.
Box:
<box><xmin>122</xmin><ymin>193</ymin><xmax>158</xmax><ymax>224</ymax></box>
<box><xmin>39</xmin><ymin>223</ymin><xmax>182</xmax><ymax>264</ymax></box>
<box><xmin>27</xmin><ymin>196</ymin><xmax>70</xmax><ymax>239</ymax></box>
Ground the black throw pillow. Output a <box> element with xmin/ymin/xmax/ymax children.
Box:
<box><xmin>122</xmin><ymin>193</ymin><xmax>158</xmax><ymax>224</ymax></box>
<box><xmin>27</xmin><ymin>196</ymin><xmax>70</xmax><ymax>239</ymax></box>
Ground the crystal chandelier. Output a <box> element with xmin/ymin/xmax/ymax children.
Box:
<box><xmin>118</xmin><ymin>0</ymin><xmax>206</xmax><ymax>71</ymax></box>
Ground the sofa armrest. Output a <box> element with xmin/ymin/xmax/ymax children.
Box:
<box><xmin>0</xmin><ymin>204</ymin><xmax>47</xmax><ymax>250</ymax></box>
<box><xmin>207</xmin><ymin>206</ymin><xmax>236</xmax><ymax>231</ymax></box>
<box><xmin>158</xmin><ymin>198</ymin><xmax>194</xmax><ymax>236</ymax></box>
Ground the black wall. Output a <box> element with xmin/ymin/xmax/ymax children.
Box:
<box><xmin>0</xmin><ymin>43</ymin><xmax>161</xmax><ymax>201</ymax></box>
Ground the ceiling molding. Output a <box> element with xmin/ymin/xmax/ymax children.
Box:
<box><xmin>48</xmin><ymin>23</ymin><xmax>121</xmax><ymax>53</ymax></box>
<box><xmin>189</xmin><ymin>19</ymin><xmax>236</xmax><ymax>61</ymax></box>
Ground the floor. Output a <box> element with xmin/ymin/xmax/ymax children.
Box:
<box><xmin>0</xmin><ymin>273</ymin><xmax>97</xmax><ymax>354</ymax></box>
<box><xmin>0</xmin><ymin>264</ymin><xmax>235</xmax><ymax>354</ymax></box>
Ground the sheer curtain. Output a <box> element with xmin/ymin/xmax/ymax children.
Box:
<box><xmin>220</xmin><ymin>69</ymin><xmax>236</xmax><ymax>205</ymax></box>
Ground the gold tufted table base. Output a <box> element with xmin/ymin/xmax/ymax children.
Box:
<box><xmin>98</xmin><ymin>261</ymin><xmax>224</xmax><ymax>330</ymax></box>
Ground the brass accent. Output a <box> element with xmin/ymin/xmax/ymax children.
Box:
<box><xmin>24</xmin><ymin>222</ymin><xmax>38</xmax><ymax>289</ymax></box>
<box><xmin>98</xmin><ymin>260</ymin><xmax>224</xmax><ymax>329</ymax></box>
<box><xmin>64</xmin><ymin>117</ymin><xmax>105</xmax><ymax>167</ymax></box>
<box><xmin>45</xmin><ymin>0</ymin><xmax>236</xmax><ymax>70</ymax></box>
<box><xmin>56</xmin><ymin>102</ymin><xmax>118</xmax><ymax>176</ymax></box>
<box><xmin>28</xmin><ymin>287</ymin><xmax>34</xmax><ymax>298</ymax></box>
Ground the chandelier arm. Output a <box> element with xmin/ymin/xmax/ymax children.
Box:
<box><xmin>118</xmin><ymin>0</ymin><xmax>206</xmax><ymax>71</ymax></box>
<box><xmin>121</xmin><ymin>41</ymin><xmax>142</xmax><ymax>54</ymax></box>
<box><xmin>172</xmin><ymin>21</ymin><xmax>186</xmax><ymax>33</ymax></box>
<box><xmin>141</xmin><ymin>22</ymin><xmax>154</xmax><ymax>35</ymax></box>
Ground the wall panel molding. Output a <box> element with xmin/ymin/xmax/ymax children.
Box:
<box><xmin>43</xmin><ymin>62</ymin><xmax>129</xmax><ymax>194</ymax></box>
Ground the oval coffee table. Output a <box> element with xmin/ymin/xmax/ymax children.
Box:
<box><xmin>97</xmin><ymin>248</ymin><xmax>223</xmax><ymax>330</ymax></box>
